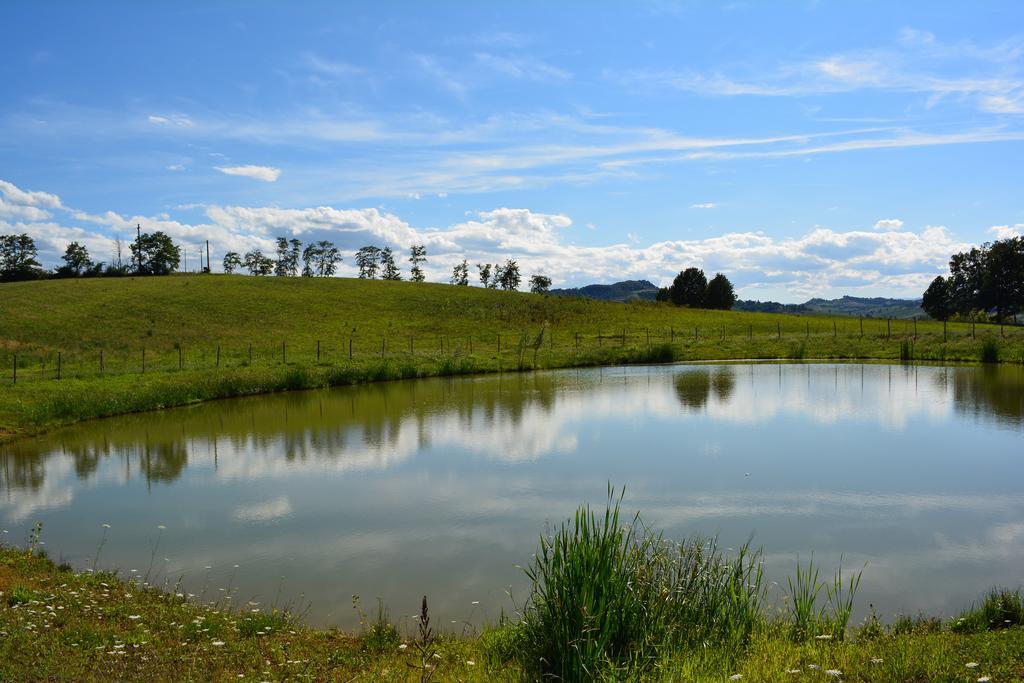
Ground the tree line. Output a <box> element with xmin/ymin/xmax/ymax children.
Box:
<box><xmin>655</xmin><ymin>267</ymin><xmax>737</xmax><ymax>310</ymax></box>
<box><xmin>0</xmin><ymin>230</ymin><xmax>183</xmax><ymax>281</ymax></box>
<box><xmin>921</xmin><ymin>236</ymin><xmax>1024</xmax><ymax>322</ymax></box>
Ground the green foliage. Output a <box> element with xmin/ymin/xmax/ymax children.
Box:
<box><xmin>921</xmin><ymin>275</ymin><xmax>951</xmax><ymax>321</ymax></box>
<box><xmin>670</xmin><ymin>267</ymin><xmax>706</xmax><ymax>307</ymax></box>
<box><xmin>705</xmin><ymin>272</ymin><xmax>737</xmax><ymax>310</ymax></box>
<box><xmin>130</xmin><ymin>231</ymin><xmax>180</xmax><ymax>276</ymax></box>
<box><xmin>517</xmin><ymin>487</ymin><xmax>765</xmax><ymax>680</ymax></box>
<box><xmin>409</xmin><ymin>244</ymin><xmax>427</xmax><ymax>283</ymax></box>
<box><xmin>981</xmin><ymin>338</ymin><xmax>999</xmax><ymax>363</ymax></box>
<box><xmin>529</xmin><ymin>274</ymin><xmax>551</xmax><ymax>294</ymax></box>
<box><xmin>0</xmin><ymin>233</ymin><xmax>44</xmax><ymax>282</ymax></box>
<box><xmin>952</xmin><ymin>588</ymin><xmax>1024</xmax><ymax>633</ymax></box>
<box><xmin>6</xmin><ymin>584</ymin><xmax>42</xmax><ymax>606</ymax></box>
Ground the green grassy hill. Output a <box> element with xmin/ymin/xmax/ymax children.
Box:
<box><xmin>0</xmin><ymin>274</ymin><xmax>1020</xmax><ymax>440</ymax></box>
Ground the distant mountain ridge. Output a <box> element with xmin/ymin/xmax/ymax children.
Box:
<box><xmin>549</xmin><ymin>280</ymin><xmax>926</xmax><ymax>318</ymax></box>
<box><xmin>549</xmin><ymin>279</ymin><xmax>661</xmax><ymax>302</ymax></box>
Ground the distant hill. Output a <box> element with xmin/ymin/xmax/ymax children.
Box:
<box><xmin>737</xmin><ymin>295</ymin><xmax>926</xmax><ymax>319</ymax></box>
<box><xmin>550</xmin><ymin>280</ymin><xmax>927</xmax><ymax>319</ymax></box>
<box><xmin>549</xmin><ymin>279</ymin><xmax>660</xmax><ymax>303</ymax></box>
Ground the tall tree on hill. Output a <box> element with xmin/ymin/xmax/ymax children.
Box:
<box><xmin>355</xmin><ymin>246</ymin><xmax>381</xmax><ymax>278</ymax></box>
<box><xmin>275</xmin><ymin>237</ymin><xmax>302</xmax><ymax>276</ymax></box>
<box><xmin>130</xmin><ymin>231</ymin><xmax>180</xmax><ymax>276</ymax></box>
<box><xmin>477</xmin><ymin>263</ymin><xmax>494</xmax><ymax>288</ymax></box>
<box><xmin>669</xmin><ymin>267</ymin><xmax>707</xmax><ymax>307</ymax></box>
<box><xmin>409</xmin><ymin>245</ymin><xmax>427</xmax><ymax>282</ymax></box>
<box><xmin>222</xmin><ymin>251</ymin><xmax>242</xmax><ymax>274</ymax></box>
<box><xmin>380</xmin><ymin>247</ymin><xmax>402</xmax><ymax>280</ymax></box>
<box><xmin>243</xmin><ymin>249</ymin><xmax>274</xmax><ymax>275</ymax></box>
<box><xmin>313</xmin><ymin>241</ymin><xmax>341</xmax><ymax>276</ymax></box>
<box><xmin>948</xmin><ymin>246</ymin><xmax>986</xmax><ymax>316</ymax></box>
<box><xmin>921</xmin><ymin>276</ymin><xmax>952</xmax><ymax>321</ymax></box>
<box><xmin>55</xmin><ymin>241</ymin><xmax>101</xmax><ymax>277</ymax></box>
<box><xmin>981</xmin><ymin>237</ymin><xmax>1024</xmax><ymax>322</ymax></box>
<box><xmin>0</xmin><ymin>233</ymin><xmax>44</xmax><ymax>281</ymax></box>
<box><xmin>496</xmin><ymin>259</ymin><xmax>521</xmax><ymax>291</ymax></box>
<box><xmin>451</xmin><ymin>260</ymin><xmax>470</xmax><ymax>286</ymax></box>
<box><xmin>656</xmin><ymin>287</ymin><xmax>670</xmax><ymax>302</ymax></box>
<box><xmin>529</xmin><ymin>274</ymin><xmax>552</xmax><ymax>294</ymax></box>
<box><xmin>704</xmin><ymin>273</ymin><xmax>736</xmax><ymax>310</ymax></box>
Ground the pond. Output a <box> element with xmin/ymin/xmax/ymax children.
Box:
<box><xmin>1</xmin><ymin>363</ymin><xmax>1022</xmax><ymax>629</ymax></box>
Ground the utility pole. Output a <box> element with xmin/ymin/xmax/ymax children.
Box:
<box><xmin>206</xmin><ymin>240</ymin><xmax>211</xmax><ymax>273</ymax></box>
<box><xmin>135</xmin><ymin>223</ymin><xmax>142</xmax><ymax>273</ymax></box>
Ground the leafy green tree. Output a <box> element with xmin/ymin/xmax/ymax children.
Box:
<box><xmin>496</xmin><ymin>259</ymin><xmax>521</xmax><ymax>291</ymax></box>
<box><xmin>380</xmin><ymin>247</ymin><xmax>402</xmax><ymax>280</ymax></box>
<box><xmin>314</xmin><ymin>240</ymin><xmax>341</xmax><ymax>276</ymax></box>
<box><xmin>355</xmin><ymin>246</ymin><xmax>381</xmax><ymax>278</ymax></box>
<box><xmin>704</xmin><ymin>273</ymin><xmax>736</xmax><ymax>310</ymax></box>
<box><xmin>655</xmin><ymin>287</ymin><xmax>670</xmax><ymax>302</ymax></box>
<box><xmin>451</xmin><ymin>260</ymin><xmax>470</xmax><ymax>286</ymax></box>
<box><xmin>409</xmin><ymin>244</ymin><xmax>427</xmax><ymax>282</ymax></box>
<box><xmin>981</xmin><ymin>237</ymin><xmax>1024</xmax><ymax>322</ymax></box>
<box><xmin>222</xmin><ymin>251</ymin><xmax>242</xmax><ymax>274</ymax></box>
<box><xmin>243</xmin><ymin>249</ymin><xmax>274</xmax><ymax>275</ymax></box>
<box><xmin>669</xmin><ymin>267</ymin><xmax>707</xmax><ymax>307</ymax></box>
<box><xmin>477</xmin><ymin>263</ymin><xmax>494</xmax><ymax>288</ymax></box>
<box><xmin>275</xmin><ymin>237</ymin><xmax>301</xmax><ymax>276</ymax></box>
<box><xmin>529</xmin><ymin>274</ymin><xmax>552</xmax><ymax>294</ymax></box>
<box><xmin>0</xmin><ymin>233</ymin><xmax>44</xmax><ymax>281</ymax></box>
<box><xmin>54</xmin><ymin>241</ymin><xmax>100</xmax><ymax>277</ymax></box>
<box><xmin>921</xmin><ymin>275</ymin><xmax>952</xmax><ymax>321</ymax></box>
<box><xmin>130</xmin><ymin>231</ymin><xmax>180</xmax><ymax>276</ymax></box>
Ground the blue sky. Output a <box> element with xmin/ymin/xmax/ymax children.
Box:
<box><xmin>1</xmin><ymin>1</ymin><xmax>1022</xmax><ymax>301</ymax></box>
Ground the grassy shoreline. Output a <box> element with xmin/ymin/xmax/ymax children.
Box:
<box><xmin>3</xmin><ymin>533</ymin><xmax>1022</xmax><ymax>681</ymax></box>
<box><xmin>2</xmin><ymin>275</ymin><xmax>1022</xmax><ymax>444</ymax></box>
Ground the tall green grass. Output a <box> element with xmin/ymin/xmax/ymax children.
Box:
<box><xmin>517</xmin><ymin>487</ymin><xmax>765</xmax><ymax>680</ymax></box>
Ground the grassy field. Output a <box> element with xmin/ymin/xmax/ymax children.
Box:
<box><xmin>1</xmin><ymin>274</ymin><xmax>1022</xmax><ymax>441</ymax></box>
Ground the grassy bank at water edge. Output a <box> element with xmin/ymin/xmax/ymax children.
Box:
<box><xmin>2</xmin><ymin>274</ymin><xmax>1022</xmax><ymax>441</ymax></box>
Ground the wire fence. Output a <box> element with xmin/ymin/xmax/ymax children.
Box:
<box><xmin>3</xmin><ymin>317</ymin><xmax>1022</xmax><ymax>386</ymax></box>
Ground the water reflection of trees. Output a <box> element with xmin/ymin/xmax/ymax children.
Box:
<box><xmin>673</xmin><ymin>367</ymin><xmax>736</xmax><ymax>410</ymax></box>
<box><xmin>946</xmin><ymin>366</ymin><xmax>1024</xmax><ymax>425</ymax></box>
<box><xmin>0</xmin><ymin>371</ymin><xmax>563</xmax><ymax>493</ymax></box>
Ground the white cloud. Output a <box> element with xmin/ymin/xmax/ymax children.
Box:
<box><xmin>214</xmin><ymin>165</ymin><xmax>282</xmax><ymax>182</ymax></box>
<box><xmin>691</xmin><ymin>202</ymin><xmax>717</xmax><ymax>209</ymax></box>
<box><xmin>147</xmin><ymin>113</ymin><xmax>195</xmax><ymax>128</ymax></box>
<box><xmin>166</xmin><ymin>164</ymin><xmax>186</xmax><ymax>172</ymax></box>
<box><xmin>989</xmin><ymin>224</ymin><xmax>1023</xmax><ymax>239</ymax></box>
<box><xmin>0</xmin><ymin>177</ymin><xmax>972</xmax><ymax>300</ymax></box>
<box><xmin>874</xmin><ymin>218</ymin><xmax>904</xmax><ymax>231</ymax></box>
<box><xmin>474</xmin><ymin>53</ymin><xmax>572</xmax><ymax>82</ymax></box>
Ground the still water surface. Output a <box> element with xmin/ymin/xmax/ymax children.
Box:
<box><xmin>2</xmin><ymin>363</ymin><xmax>1022</xmax><ymax>628</ymax></box>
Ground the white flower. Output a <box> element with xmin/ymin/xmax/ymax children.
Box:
<box><xmin>128</xmin><ymin>615</ymin><xmax>141</xmax><ymax>620</ymax></box>
<box><xmin>809</xmin><ymin>664</ymin><xmax>822</xmax><ymax>670</ymax></box>
<box><xmin>398</xmin><ymin>644</ymin><xmax>408</xmax><ymax>650</ymax></box>
<box><xmin>729</xmin><ymin>675</ymin><xmax>742</xmax><ymax>681</ymax></box>
<box><xmin>826</xmin><ymin>670</ymin><xmax>842</xmax><ymax>677</ymax></box>
<box><xmin>466</xmin><ymin>660</ymin><xmax>476</xmax><ymax>666</ymax></box>
<box><xmin>815</xmin><ymin>634</ymin><xmax>832</xmax><ymax>640</ymax></box>
<box><xmin>102</xmin><ymin>524</ymin><xmax>111</xmax><ymax>529</ymax></box>
<box><xmin>967</xmin><ymin>663</ymin><xmax>979</xmax><ymax>668</ymax></box>
<box><xmin>785</xmin><ymin>670</ymin><xmax>801</xmax><ymax>675</ymax></box>
<box><xmin>212</xmin><ymin>640</ymin><xmax>225</xmax><ymax>646</ymax></box>
<box><xmin>977</xmin><ymin>678</ymin><xmax>991</xmax><ymax>682</ymax></box>
<box><xmin>871</xmin><ymin>658</ymin><xmax>883</xmax><ymax>664</ymax></box>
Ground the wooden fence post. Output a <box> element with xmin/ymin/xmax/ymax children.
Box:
<box><xmin>12</xmin><ymin>354</ymin><xmax>16</xmax><ymax>384</ymax></box>
<box><xmin>859</xmin><ymin>317</ymin><xmax>863</xmax><ymax>337</ymax></box>
<box><xmin>57</xmin><ymin>352</ymin><xmax>62</xmax><ymax>380</ymax></box>
<box><xmin>216</xmin><ymin>345</ymin><xmax>221</xmax><ymax>368</ymax></box>
<box><xmin>349</xmin><ymin>338</ymin><xmax>353</xmax><ymax>359</ymax></box>
<box><xmin>100</xmin><ymin>349</ymin><xmax>104</xmax><ymax>374</ymax></box>
<box><xmin>806</xmin><ymin>321</ymin><xmax>809</xmax><ymax>339</ymax></box>
<box><xmin>409</xmin><ymin>336</ymin><xmax>414</xmax><ymax>355</ymax></box>
<box><xmin>943</xmin><ymin>319</ymin><xmax>947</xmax><ymax>342</ymax></box>
<box><xmin>178</xmin><ymin>346</ymin><xmax>183</xmax><ymax>370</ymax></box>
<box><xmin>282</xmin><ymin>341</ymin><xmax>286</xmax><ymax>364</ymax></box>
<box><xmin>777</xmin><ymin>322</ymin><xmax>781</xmax><ymax>340</ymax></box>
<box><xmin>142</xmin><ymin>348</ymin><xmax>146</xmax><ymax>373</ymax></box>
<box><xmin>317</xmin><ymin>340</ymin><xmax>321</xmax><ymax>362</ymax></box>
<box><xmin>833</xmin><ymin>320</ymin><xmax>837</xmax><ymax>337</ymax></box>
<box><xmin>887</xmin><ymin>318</ymin><xmax>891</xmax><ymax>339</ymax></box>
<box><xmin>381</xmin><ymin>337</ymin><xmax>385</xmax><ymax>358</ymax></box>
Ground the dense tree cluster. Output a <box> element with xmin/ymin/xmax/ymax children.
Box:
<box><xmin>657</xmin><ymin>268</ymin><xmax>736</xmax><ymax>310</ymax></box>
<box><xmin>1</xmin><ymin>231</ymin><xmax>183</xmax><ymax>281</ymax></box>
<box><xmin>922</xmin><ymin>237</ymin><xmax>1024</xmax><ymax>322</ymax></box>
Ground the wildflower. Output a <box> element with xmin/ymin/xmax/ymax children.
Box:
<box><xmin>212</xmin><ymin>640</ymin><xmax>225</xmax><ymax>646</ymax></box>
<box><xmin>128</xmin><ymin>615</ymin><xmax>141</xmax><ymax>620</ymax></box>
<box><xmin>157</xmin><ymin>525</ymin><xmax>166</xmax><ymax>530</ymax></box>
<box><xmin>967</xmin><ymin>663</ymin><xmax>979</xmax><ymax>668</ymax></box>
<box><xmin>785</xmin><ymin>670</ymin><xmax>801</xmax><ymax>675</ymax></box>
<box><xmin>102</xmin><ymin>523</ymin><xmax>111</xmax><ymax>528</ymax></box>
<box><xmin>815</xmin><ymin>634</ymin><xmax>832</xmax><ymax>640</ymax></box>
<box><xmin>870</xmin><ymin>658</ymin><xmax>883</xmax><ymax>664</ymax></box>
<box><xmin>398</xmin><ymin>644</ymin><xmax>408</xmax><ymax>650</ymax></box>
<box><xmin>466</xmin><ymin>660</ymin><xmax>476</xmax><ymax>666</ymax></box>
<box><xmin>826</xmin><ymin>670</ymin><xmax>842</xmax><ymax>677</ymax></box>
<box><xmin>729</xmin><ymin>675</ymin><xmax>742</xmax><ymax>681</ymax></box>
<box><xmin>978</xmin><ymin>677</ymin><xmax>991</xmax><ymax>682</ymax></box>
<box><xmin>809</xmin><ymin>664</ymin><xmax>821</xmax><ymax>670</ymax></box>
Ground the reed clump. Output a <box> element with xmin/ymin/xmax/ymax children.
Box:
<box><xmin>516</xmin><ymin>487</ymin><xmax>765</xmax><ymax>680</ymax></box>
